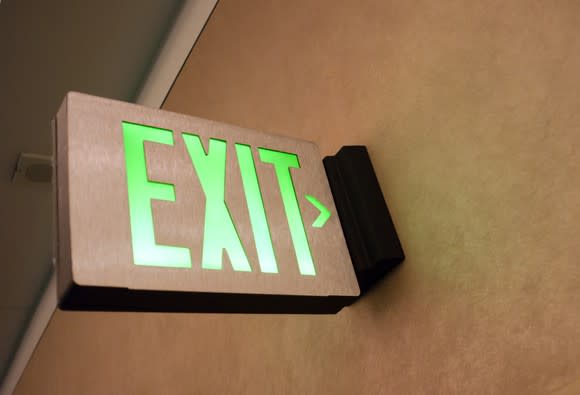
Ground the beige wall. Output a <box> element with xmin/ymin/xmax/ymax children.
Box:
<box><xmin>16</xmin><ymin>1</ymin><xmax>580</xmax><ymax>393</ymax></box>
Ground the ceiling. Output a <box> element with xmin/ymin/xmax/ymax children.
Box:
<box><xmin>0</xmin><ymin>0</ymin><xmax>183</xmax><ymax>382</ymax></box>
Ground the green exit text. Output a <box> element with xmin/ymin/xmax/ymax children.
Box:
<box><xmin>122</xmin><ymin>122</ymin><xmax>325</xmax><ymax>276</ymax></box>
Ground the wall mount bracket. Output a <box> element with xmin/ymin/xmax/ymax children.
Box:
<box><xmin>324</xmin><ymin>146</ymin><xmax>405</xmax><ymax>295</ymax></box>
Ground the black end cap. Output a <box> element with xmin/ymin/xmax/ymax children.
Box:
<box><xmin>324</xmin><ymin>146</ymin><xmax>405</xmax><ymax>294</ymax></box>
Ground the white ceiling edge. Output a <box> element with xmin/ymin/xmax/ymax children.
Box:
<box><xmin>0</xmin><ymin>1</ymin><xmax>218</xmax><ymax>394</ymax></box>
<box><xmin>136</xmin><ymin>0</ymin><xmax>218</xmax><ymax>108</ymax></box>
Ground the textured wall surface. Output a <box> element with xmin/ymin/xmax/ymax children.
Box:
<box><xmin>16</xmin><ymin>1</ymin><xmax>580</xmax><ymax>393</ymax></box>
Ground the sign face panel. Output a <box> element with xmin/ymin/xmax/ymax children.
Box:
<box><xmin>55</xmin><ymin>92</ymin><xmax>359</xmax><ymax>312</ymax></box>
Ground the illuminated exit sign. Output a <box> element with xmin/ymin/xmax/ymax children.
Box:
<box><xmin>55</xmin><ymin>92</ymin><xmax>359</xmax><ymax>313</ymax></box>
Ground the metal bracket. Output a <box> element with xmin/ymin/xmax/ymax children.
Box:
<box><xmin>11</xmin><ymin>153</ymin><xmax>53</xmax><ymax>183</ymax></box>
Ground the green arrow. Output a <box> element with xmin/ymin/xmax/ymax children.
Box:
<box><xmin>304</xmin><ymin>195</ymin><xmax>331</xmax><ymax>228</ymax></box>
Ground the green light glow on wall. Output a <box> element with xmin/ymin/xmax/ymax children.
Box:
<box><xmin>235</xmin><ymin>144</ymin><xmax>278</xmax><ymax>273</ymax></box>
<box><xmin>122</xmin><ymin>122</ymin><xmax>192</xmax><ymax>268</ymax></box>
<box><xmin>258</xmin><ymin>148</ymin><xmax>316</xmax><ymax>276</ymax></box>
<box><xmin>182</xmin><ymin>133</ymin><xmax>252</xmax><ymax>272</ymax></box>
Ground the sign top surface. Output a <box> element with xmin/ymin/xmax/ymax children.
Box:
<box><xmin>57</xmin><ymin>92</ymin><xmax>359</xmax><ymax>298</ymax></box>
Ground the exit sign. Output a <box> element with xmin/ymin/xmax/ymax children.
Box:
<box><xmin>54</xmin><ymin>92</ymin><xmax>359</xmax><ymax>313</ymax></box>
